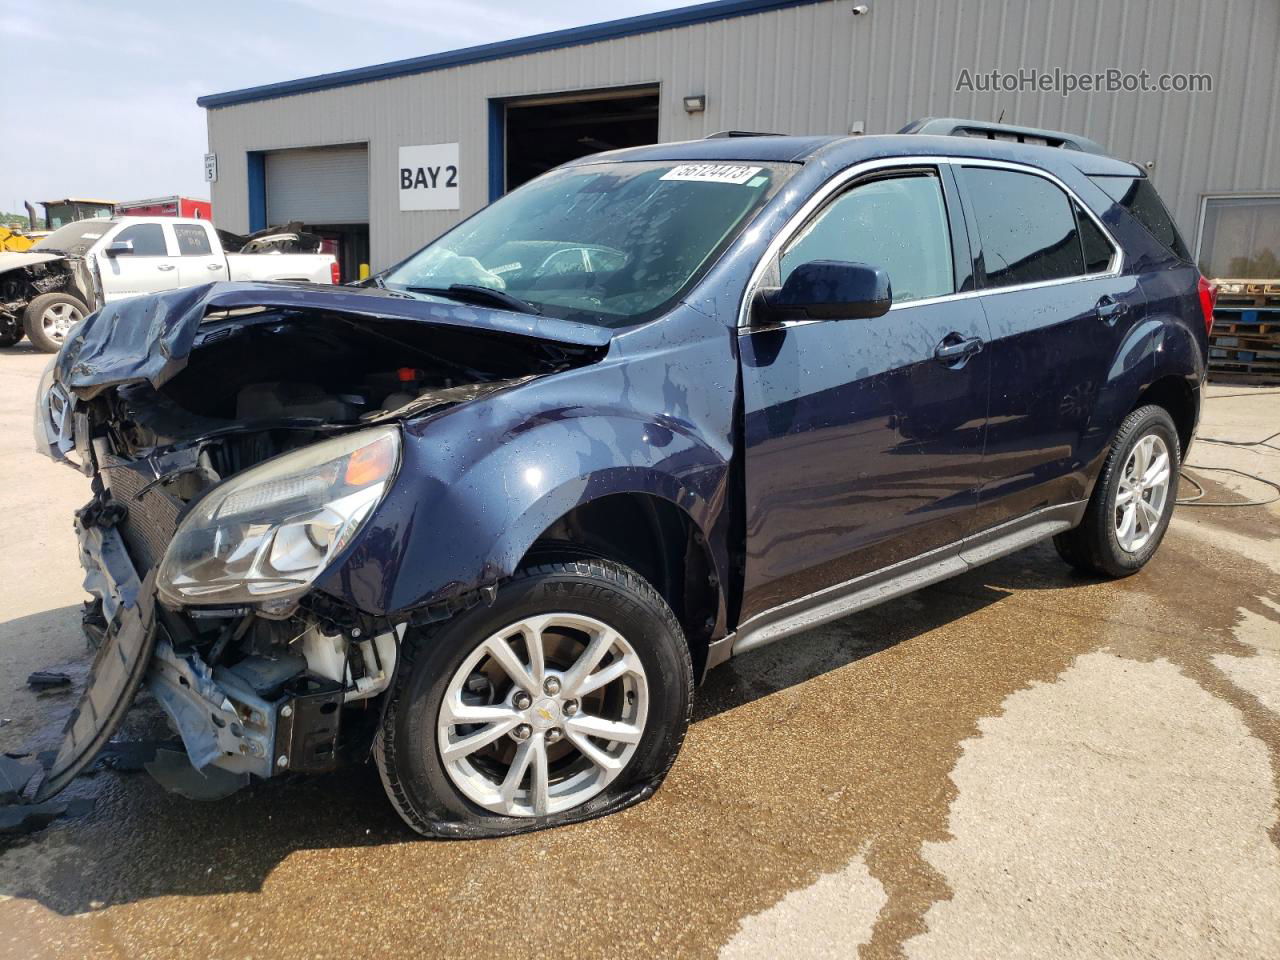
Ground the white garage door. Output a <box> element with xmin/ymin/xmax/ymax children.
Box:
<box><xmin>265</xmin><ymin>145</ymin><xmax>369</xmax><ymax>225</ymax></box>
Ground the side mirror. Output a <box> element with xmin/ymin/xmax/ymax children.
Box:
<box><xmin>104</xmin><ymin>240</ymin><xmax>134</xmax><ymax>258</ymax></box>
<box><xmin>756</xmin><ymin>260</ymin><xmax>892</xmax><ymax>322</ymax></box>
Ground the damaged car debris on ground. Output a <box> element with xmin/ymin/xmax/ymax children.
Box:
<box><xmin>26</xmin><ymin>123</ymin><xmax>1209</xmax><ymax>838</ymax></box>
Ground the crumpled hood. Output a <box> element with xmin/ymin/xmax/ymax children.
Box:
<box><xmin>0</xmin><ymin>250</ymin><xmax>66</xmax><ymax>273</ymax></box>
<box><xmin>54</xmin><ymin>281</ymin><xmax>615</xmax><ymax>397</ymax></box>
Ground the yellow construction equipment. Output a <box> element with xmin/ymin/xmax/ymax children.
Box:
<box><xmin>0</xmin><ymin>226</ymin><xmax>36</xmax><ymax>252</ymax></box>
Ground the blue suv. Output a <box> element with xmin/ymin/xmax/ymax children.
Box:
<box><xmin>36</xmin><ymin>120</ymin><xmax>1212</xmax><ymax>836</ymax></box>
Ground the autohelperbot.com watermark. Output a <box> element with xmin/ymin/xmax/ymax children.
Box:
<box><xmin>956</xmin><ymin>67</ymin><xmax>1212</xmax><ymax>97</ymax></box>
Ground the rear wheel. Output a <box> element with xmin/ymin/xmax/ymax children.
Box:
<box><xmin>375</xmin><ymin>559</ymin><xmax>693</xmax><ymax>836</ymax></box>
<box><xmin>1054</xmin><ymin>405</ymin><xmax>1179</xmax><ymax>578</ymax></box>
<box><xmin>23</xmin><ymin>293</ymin><xmax>87</xmax><ymax>353</ymax></box>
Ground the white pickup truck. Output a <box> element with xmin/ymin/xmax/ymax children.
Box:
<box><xmin>0</xmin><ymin>216</ymin><xmax>337</xmax><ymax>352</ymax></box>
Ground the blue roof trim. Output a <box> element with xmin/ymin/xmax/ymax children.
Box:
<box><xmin>197</xmin><ymin>0</ymin><xmax>828</xmax><ymax>109</ymax></box>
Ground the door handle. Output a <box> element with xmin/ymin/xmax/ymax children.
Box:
<box><xmin>157</xmin><ymin>264</ymin><xmax>176</xmax><ymax>272</ymax></box>
<box><xmin>207</xmin><ymin>263</ymin><xmax>224</xmax><ymax>271</ymax></box>
<box><xmin>1096</xmin><ymin>296</ymin><xmax>1128</xmax><ymax>321</ymax></box>
<box><xmin>934</xmin><ymin>333</ymin><xmax>984</xmax><ymax>365</ymax></box>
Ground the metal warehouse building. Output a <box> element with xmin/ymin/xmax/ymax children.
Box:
<box><xmin>199</xmin><ymin>0</ymin><xmax>1280</xmax><ymax>282</ymax></box>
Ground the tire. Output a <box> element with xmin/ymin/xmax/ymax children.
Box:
<box><xmin>0</xmin><ymin>318</ymin><xmax>22</xmax><ymax>348</ymax></box>
<box><xmin>23</xmin><ymin>293</ymin><xmax>88</xmax><ymax>353</ymax></box>
<box><xmin>375</xmin><ymin>559</ymin><xmax>693</xmax><ymax>837</ymax></box>
<box><xmin>1053</xmin><ymin>405</ymin><xmax>1180</xmax><ymax>578</ymax></box>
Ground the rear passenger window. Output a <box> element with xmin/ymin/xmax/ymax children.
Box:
<box><xmin>959</xmin><ymin>167</ymin><xmax>1084</xmax><ymax>288</ymax></box>
<box><xmin>173</xmin><ymin>224</ymin><xmax>212</xmax><ymax>256</ymax></box>
<box><xmin>114</xmin><ymin>223</ymin><xmax>167</xmax><ymax>257</ymax></box>
<box><xmin>1089</xmin><ymin>175</ymin><xmax>1191</xmax><ymax>262</ymax></box>
<box><xmin>1076</xmin><ymin>205</ymin><xmax>1115</xmax><ymax>274</ymax></box>
<box><xmin>781</xmin><ymin>173</ymin><xmax>954</xmax><ymax>303</ymax></box>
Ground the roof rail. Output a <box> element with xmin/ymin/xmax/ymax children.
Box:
<box><xmin>704</xmin><ymin>130</ymin><xmax>784</xmax><ymax>138</ymax></box>
<box><xmin>897</xmin><ymin>117</ymin><xmax>1109</xmax><ymax>156</ymax></box>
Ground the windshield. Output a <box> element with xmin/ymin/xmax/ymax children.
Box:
<box><xmin>34</xmin><ymin>219</ymin><xmax>113</xmax><ymax>256</ymax></box>
<box><xmin>384</xmin><ymin>160</ymin><xmax>794</xmax><ymax>327</ymax></box>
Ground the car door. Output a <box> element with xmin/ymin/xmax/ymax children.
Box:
<box><xmin>173</xmin><ymin>222</ymin><xmax>226</xmax><ymax>287</ymax></box>
<box><xmin>952</xmin><ymin>163</ymin><xmax>1145</xmax><ymax>531</ymax></box>
<box><xmin>738</xmin><ymin>165</ymin><xmax>992</xmax><ymax>623</ymax></box>
<box><xmin>97</xmin><ymin>222</ymin><xmax>181</xmax><ymax>302</ymax></box>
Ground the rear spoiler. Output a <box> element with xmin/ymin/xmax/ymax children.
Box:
<box><xmin>898</xmin><ymin>117</ymin><xmax>1109</xmax><ymax>156</ymax></box>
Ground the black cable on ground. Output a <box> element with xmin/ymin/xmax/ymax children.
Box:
<box><xmin>1177</xmin><ymin>465</ymin><xmax>1280</xmax><ymax>508</ymax></box>
<box><xmin>1205</xmin><ymin>389</ymin><xmax>1280</xmax><ymax>400</ymax></box>
<box><xmin>1195</xmin><ymin>428</ymin><xmax>1280</xmax><ymax>451</ymax></box>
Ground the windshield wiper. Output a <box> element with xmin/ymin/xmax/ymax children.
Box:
<box><xmin>405</xmin><ymin>284</ymin><xmax>541</xmax><ymax>316</ymax></box>
<box><xmin>34</xmin><ymin>246</ymin><xmax>67</xmax><ymax>255</ymax></box>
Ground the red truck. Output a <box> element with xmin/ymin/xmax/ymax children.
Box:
<box><xmin>114</xmin><ymin>195</ymin><xmax>212</xmax><ymax>219</ymax></box>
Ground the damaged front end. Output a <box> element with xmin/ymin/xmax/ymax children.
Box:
<box><xmin>34</xmin><ymin>282</ymin><xmax>608</xmax><ymax>801</ymax></box>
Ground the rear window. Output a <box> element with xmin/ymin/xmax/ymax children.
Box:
<box><xmin>1090</xmin><ymin>175</ymin><xmax>1191</xmax><ymax>261</ymax></box>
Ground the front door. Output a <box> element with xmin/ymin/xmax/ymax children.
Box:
<box><xmin>738</xmin><ymin>166</ymin><xmax>991</xmax><ymax>622</ymax></box>
<box><xmin>97</xmin><ymin>222</ymin><xmax>181</xmax><ymax>302</ymax></box>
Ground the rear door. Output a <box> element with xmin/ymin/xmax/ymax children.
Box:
<box><xmin>738</xmin><ymin>164</ymin><xmax>991</xmax><ymax>622</ymax></box>
<box><xmin>173</xmin><ymin>222</ymin><xmax>226</xmax><ymax>287</ymax></box>
<box><xmin>97</xmin><ymin>222</ymin><xmax>181</xmax><ymax>302</ymax></box>
<box><xmin>954</xmin><ymin>163</ymin><xmax>1144</xmax><ymax>530</ymax></box>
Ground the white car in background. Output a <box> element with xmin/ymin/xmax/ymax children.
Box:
<box><xmin>0</xmin><ymin>217</ymin><xmax>338</xmax><ymax>352</ymax></box>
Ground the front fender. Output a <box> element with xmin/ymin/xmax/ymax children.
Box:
<box><xmin>316</xmin><ymin>325</ymin><xmax>737</xmax><ymax>615</ymax></box>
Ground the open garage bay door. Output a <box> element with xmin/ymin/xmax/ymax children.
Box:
<box><xmin>503</xmin><ymin>87</ymin><xmax>659</xmax><ymax>193</ymax></box>
<box><xmin>264</xmin><ymin>144</ymin><xmax>370</xmax><ymax>282</ymax></box>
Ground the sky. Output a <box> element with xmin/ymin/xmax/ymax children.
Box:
<box><xmin>0</xmin><ymin>0</ymin><xmax>688</xmax><ymax>217</ymax></box>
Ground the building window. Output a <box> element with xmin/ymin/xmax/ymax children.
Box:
<box><xmin>1197</xmin><ymin>195</ymin><xmax>1280</xmax><ymax>280</ymax></box>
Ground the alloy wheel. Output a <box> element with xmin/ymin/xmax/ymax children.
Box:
<box><xmin>1115</xmin><ymin>433</ymin><xmax>1171</xmax><ymax>553</ymax></box>
<box><xmin>41</xmin><ymin>302</ymin><xmax>83</xmax><ymax>343</ymax></box>
<box><xmin>437</xmin><ymin>613</ymin><xmax>649</xmax><ymax>817</ymax></box>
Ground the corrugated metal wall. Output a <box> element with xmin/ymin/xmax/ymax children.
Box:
<box><xmin>206</xmin><ymin>0</ymin><xmax>1280</xmax><ymax>271</ymax></box>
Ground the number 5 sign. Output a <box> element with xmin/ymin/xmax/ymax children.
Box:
<box><xmin>399</xmin><ymin>143</ymin><xmax>461</xmax><ymax>211</ymax></box>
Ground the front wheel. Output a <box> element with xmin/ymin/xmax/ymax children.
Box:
<box><xmin>1054</xmin><ymin>404</ymin><xmax>1180</xmax><ymax>578</ymax></box>
<box><xmin>23</xmin><ymin>293</ymin><xmax>87</xmax><ymax>353</ymax></box>
<box><xmin>375</xmin><ymin>559</ymin><xmax>693</xmax><ymax>836</ymax></box>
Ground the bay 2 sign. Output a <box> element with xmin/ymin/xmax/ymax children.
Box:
<box><xmin>399</xmin><ymin>143</ymin><xmax>460</xmax><ymax>211</ymax></box>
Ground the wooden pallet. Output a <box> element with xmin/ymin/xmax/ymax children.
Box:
<box><xmin>1213</xmin><ymin>279</ymin><xmax>1280</xmax><ymax>310</ymax></box>
<box><xmin>1211</xmin><ymin>307</ymin><xmax>1279</xmax><ymax>336</ymax></box>
<box><xmin>1208</xmin><ymin>369</ymin><xmax>1280</xmax><ymax>386</ymax></box>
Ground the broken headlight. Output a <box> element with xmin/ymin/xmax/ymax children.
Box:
<box><xmin>157</xmin><ymin>427</ymin><xmax>400</xmax><ymax>606</ymax></box>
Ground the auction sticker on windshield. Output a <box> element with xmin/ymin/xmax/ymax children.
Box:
<box><xmin>659</xmin><ymin>164</ymin><xmax>763</xmax><ymax>185</ymax></box>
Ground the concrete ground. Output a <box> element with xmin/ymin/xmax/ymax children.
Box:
<box><xmin>1</xmin><ymin>342</ymin><xmax>1278</xmax><ymax>960</ymax></box>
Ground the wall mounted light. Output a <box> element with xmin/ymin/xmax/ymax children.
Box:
<box><xmin>683</xmin><ymin>95</ymin><xmax>707</xmax><ymax>113</ymax></box>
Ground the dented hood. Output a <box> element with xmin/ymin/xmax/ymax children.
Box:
<box><xmin>0</xmin><ymin>250</ymin><xmax>66</xmax><ymax>274</ymax></box>
<box><xmin>54</xmin><ymin>281</ymin><xmax>615</xmax><ymax>397</ymax></box>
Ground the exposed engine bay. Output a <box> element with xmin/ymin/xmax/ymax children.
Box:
<box><xmin>0</xmin><ymin>254</ymin><xmax>90</xmax><ymax>346</ymax></box>
<box><xmin>36</xmin><ymin>291</ymin><xmax>605</xmax><ymax>801</ymax></box>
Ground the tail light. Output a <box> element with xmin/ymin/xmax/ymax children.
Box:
<box><xmin>1197</xmin><ymin>275</ymin><xmax>1217</xmax><ymax>335</ymax></box>
<box><xmin>330</xmin><ymin>261</ymin><xmax>341</xmax><ymax>285</ymax></box>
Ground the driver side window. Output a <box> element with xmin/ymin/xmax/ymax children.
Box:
<box><xmin>781</xmin><ymin>173</ymin><xmax>955</xmax><ymax>303</ymax></box>
<box><xmin>113</xmin><ymin>223</ymin><xmax>168</xmax><ymax>257</ymax></box>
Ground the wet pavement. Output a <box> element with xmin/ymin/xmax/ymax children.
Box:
<box><xmin>2</xmin><ymin>344</ymin><xmax>1278</xmax><ymax>959</ymax></box>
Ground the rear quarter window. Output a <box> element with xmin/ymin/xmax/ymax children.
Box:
<box><xmin>1090</xmin><ymin>175</ymin><xmax>1191</xmax><ymax>262</ymax></box>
